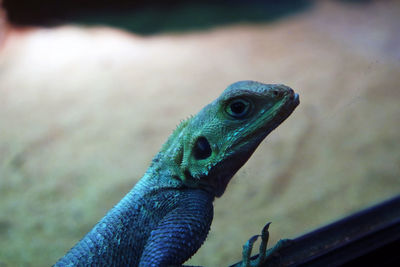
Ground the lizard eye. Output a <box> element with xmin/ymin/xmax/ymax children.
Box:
<box><xmin>226</xmin><ymin>98</ymin><xmax>251</xmax><ymax>119</ymax></box>
<box><xmin>193</xmin><ymin>136</ymin><xmax>212</xmax><ymax>160</ymax></box>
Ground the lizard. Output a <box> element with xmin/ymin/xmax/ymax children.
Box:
<box><xmin>55</xmin><ymin>80</ymin><xmax>299</xmax><ymax>267</ymax></box>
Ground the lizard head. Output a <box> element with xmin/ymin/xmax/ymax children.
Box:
<box><xmin>159</xmin><ymin>81</ymin><xmax>299</xmax><ymax>197</ymax></box>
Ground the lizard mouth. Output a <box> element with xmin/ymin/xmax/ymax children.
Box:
<box><xmin>239</xmin><ymin>90</ymin><xmax>300</xmax><ymax>146</ymax></box>
<box><xmin>293</xmin><ymin>93</ymin><xmax>300</xmax><ymax>105</ymax></box>
<box><xmin>280</xmin><ymin>90</ymin><xmax>300</xmax><ymax>119</ymax></box>
<box><xmin>292</xmin><ymin>93</ymin><xmax>300</xmax><ymax>107</ymax></box>
<box><xmin>284</xmin><ymin>88</ymin><xmax>299</xmax><ymax>107</ymax></box>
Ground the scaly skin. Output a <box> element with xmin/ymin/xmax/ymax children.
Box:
<box><xmin>55</xmin><ymin>81</ymin><xmax>299</xmax><ymax>266</ymax></box>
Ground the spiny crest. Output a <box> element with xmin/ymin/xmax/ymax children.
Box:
<box><xmin>160</xmin><ymin>115</ymin><xmax>193</xmax><ymax>153</ymax></box>
<box><xmin>172</xmin><ymin>115</ymin><xmax>194</xmax><ymax>138</ymax></box>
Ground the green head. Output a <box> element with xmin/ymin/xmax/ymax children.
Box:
<box><xmin>159</xmin><ymin>81</ymin><xmax>299</xmax><ymax>197</ymax></box>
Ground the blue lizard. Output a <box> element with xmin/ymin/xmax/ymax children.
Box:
<box><xmin>55</xmin><ymin>81</ymin><xmax>299</xmax><ymax>266</ymax></box>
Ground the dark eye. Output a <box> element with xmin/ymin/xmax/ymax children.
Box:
<box><xmin>193</xmin><ymin>137</ymin><xmax>212</xmax><ymax>160</ymax></box>
<box><xmin>226</xmin><ymin>98</ymin><xmax>251</xmax><ymax>119</ymax></box>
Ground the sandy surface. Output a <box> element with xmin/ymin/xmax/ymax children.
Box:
<box><xmin>0</xmin><ymin>1</ymin><xmax>399</xmax><ymax>266</ymax></box>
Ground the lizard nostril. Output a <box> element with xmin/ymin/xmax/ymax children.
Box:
<box><xmin>272</xmin><ymin>90</ymin><xmax>285</xmax><ymax>98</ymax></box>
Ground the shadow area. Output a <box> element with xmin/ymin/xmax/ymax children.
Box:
<box><xmin>3</xmin><ymin>0</ymin><xmax>312</xmax><ymax>34</ymax></box>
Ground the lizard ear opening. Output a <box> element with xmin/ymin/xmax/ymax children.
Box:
<box><xmin>193</xmin><ymin>136</ymin><xmax>212</xmax><ymax>160</ymax></box>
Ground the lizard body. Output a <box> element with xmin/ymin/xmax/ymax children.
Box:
<box><xmin>55</xmin><ymin>81</ymin><xmax>299</xmax><ymax>266</ymax></box>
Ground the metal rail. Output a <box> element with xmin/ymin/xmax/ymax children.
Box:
<box><xmin>231</xmin><ymin>194</ymin><xmax>400</xmax><ymax>266</ymax></box>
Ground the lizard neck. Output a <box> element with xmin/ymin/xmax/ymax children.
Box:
<box><xmin>56</xmin><ymin>170</ymin><xmax>206</xmax><ymax>266</ymax></box>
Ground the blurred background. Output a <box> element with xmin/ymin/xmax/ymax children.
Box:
<box><xmin>0</xmin><ymin>0</ymin><xmax>399</xmax><ymax>266</ymax></box>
